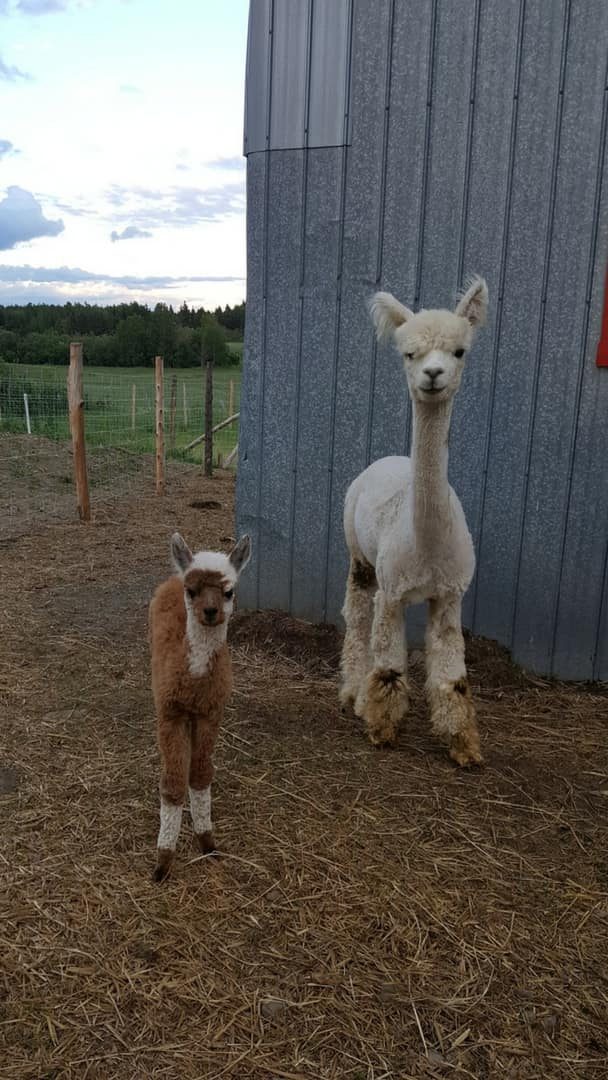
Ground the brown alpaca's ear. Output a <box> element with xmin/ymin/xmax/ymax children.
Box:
<box><xmin>455</xmin><ymin>276</ymin><xmax>489</xmax><ymax>328</ymax></box>
<box><xmin>229</xmin><ymin>534</ymin><xmax>251</xmax><ymax>576</ymax></box>
<box><xmin>171</xmin><ymin>532</ymin><xmax>193</xmax><ymax>574</ymax></box>
<box><xmin>369</xmin><ymin>291</ymin><xmax>414</xmax><ymax>343</ymax></box>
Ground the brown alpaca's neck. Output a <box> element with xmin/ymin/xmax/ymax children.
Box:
<box><xmin>409</xmin><ymin>398</ymin><xmax>453</xmax><ymax>545</ymax></box>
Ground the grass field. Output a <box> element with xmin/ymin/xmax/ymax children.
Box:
<box><xmin>0</xmin><ymin>354</ymin><xmax>242</xmax><ymax>464</ymax></box>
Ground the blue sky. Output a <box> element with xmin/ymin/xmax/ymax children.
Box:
<box><xmin>0</xmin><ymin>0</ymin><xmax>249</xmax><ymax>308</ymax></box>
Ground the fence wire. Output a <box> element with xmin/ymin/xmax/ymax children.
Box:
<box><xmin>0</xmin><ymin>362</ymin><xmax>240</xmax><ymax>540</ymax></box>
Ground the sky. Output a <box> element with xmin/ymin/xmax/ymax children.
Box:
<box><xmin>0</xmin><ymin>0</ymin><xmax>249</xmax><ymax>309</ymax></box>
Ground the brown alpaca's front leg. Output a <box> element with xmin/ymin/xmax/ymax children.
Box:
<box><xmin>154</xmin><ymin>714</ymin><xmax>190</xmax><ymax>882</ymax></box>
<box><xmin>425</xmin><ymin>596</ymin><xmax>482</xmax><ymax>766</ymax></box>
<box><xmin>189</xmin><ymin>712</ymin><xmax>220</xmax><ymax>857</ymax></box>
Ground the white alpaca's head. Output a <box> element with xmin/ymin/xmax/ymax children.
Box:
<box><xmin>370</xmin><ymin>277</ymin><xmax>488</xmax><ymax>405</ymax></box>
<box><xmin>170</xmin><ymin>532</ymin><xmax>251</xmax><ymax>628</ymax></box>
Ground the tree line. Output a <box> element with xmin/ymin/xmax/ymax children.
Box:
<box><xmin>0</xmin><ymin>300</ymin><xmax>245</xmax><ymax>368</ymax></box>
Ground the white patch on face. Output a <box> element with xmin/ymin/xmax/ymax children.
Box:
<box><xmin>185</xmin><ymin>602</ymin><xmax>228</xmax><ymax>676</ymax></box>
<box><xmin>157</xmin><ymin>798</ymin><xmax>183</xmax><ymax>851</ymax></box>
<box><xmin>190</xmin><ymin>550</ymin><xmax>237</xmax><ymax>586</ymax></box>
<box><xmin>189</xmin><ymin>786</ymin><xmax>212</xmax><ymax>833</ymax></box>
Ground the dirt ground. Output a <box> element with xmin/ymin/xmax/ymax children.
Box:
<box><xmin>1</xmin><ymin>456</ymin><xmax>608</xmax><ymax>1079</ymax></box>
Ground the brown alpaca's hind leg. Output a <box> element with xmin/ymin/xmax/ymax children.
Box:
<box><xmin>359</xmin><ymin>590</ymin><xmax>409</xmax><ymax>748</ymax></box>
<box><xmin>340</xmin><ymin>557</ymin><xmax>377</xmax><ymax>712</ymax></box>
<box><xmin>189</xmin><ymin>711</ymin><xmax>220</xmax><ymax>857</ymax></box>
<box><xmin>154</xmin><ymin>711</ymin><xmax>190</xmax><ymax>882</ymax></box>
<box><xmin>425</xmin><ymin>596</ymin><xmax>482</xmax><ymax>767</ymax></box>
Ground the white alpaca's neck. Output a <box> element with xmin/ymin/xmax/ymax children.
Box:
<box><xmin>186</xmin><ymin>609</ymin><xmax>227</xmax><ymax>677</ymax></box>
<box><xmin>409</xmin><ymin>398</ymin><xmax>453</xmax><ymax>546</ymax></box>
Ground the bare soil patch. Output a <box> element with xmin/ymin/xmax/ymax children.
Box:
<box><xmin>1</xmin><ymin>466</ymin><xmax>607</xmax><ymax>1079</ymax></box>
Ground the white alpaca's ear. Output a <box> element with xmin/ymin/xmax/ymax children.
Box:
<box><xmin>369</xmin><ymin>291</ymin><xmax>414</xmax><ymax>343</ymax></box>
<box><xmin>171</xmin><ymin>532</ymin><xmax>193</xmax><ymax>574</ymax></box>
<box><xmin>229</xmin><ymin>534</ymin><xmax>251</xmax><ymax>576</ymax></box>
<box><xmin>455</xmin><ymin>276</ymin><xmax>488</xmax><ymax>328</ymax></box>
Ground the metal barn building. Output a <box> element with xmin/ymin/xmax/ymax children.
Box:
<box><xmin>236</xmin><ymin>0</ymin><xmax>608</xmax><ymax>680</ymax></box>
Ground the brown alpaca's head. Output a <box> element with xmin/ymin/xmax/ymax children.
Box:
<box><xmin>170</xmin><ymin>533</ymin><xmax>252</xmax><ymax>628</ymax></box>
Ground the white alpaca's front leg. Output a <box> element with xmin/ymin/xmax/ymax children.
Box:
<box><xmin>359</xmin><ymin>590</ymin><xmax>408</xmax><ymax>747</ymax></box>
<box><xmin>425</xmin><ymin>594</ymin><xmax>482</xmax><ymax>766</ymax></box>
<box><xmin>340</xmin><ymin>557</ymin><xmax>376</xmax><ymax>710</ymax></box>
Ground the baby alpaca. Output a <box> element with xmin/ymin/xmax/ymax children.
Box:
<box><xmin>149</xmin><ymin>531</ymin><xmax>251</xmax><ymax>882</ymax></box>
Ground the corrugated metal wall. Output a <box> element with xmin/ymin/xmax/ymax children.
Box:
<box><xmin>236</xmin><ymin>0</ymin><xmax>608</xmax><ymax>681</ymax></box>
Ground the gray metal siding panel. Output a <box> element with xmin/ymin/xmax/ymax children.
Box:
<box><xmin>552</xmin><ymin>64</ymin><xmax>608</xmax><ymax>680</ymax></box>
<box><xmin>244</xmin><ymin>0</ymin><xmax>271</xmax><ymax>156</ymax></box>
<box><xmin>450</xmin><ymin>0</ymin><xmax>523</xmax><ymax>630</ymax></box>
<box><xmin>239</xmin><ymin>0</ymin><xmax>608</xmax><ymax>680</ymax></box>
<box><xmin>257</xmin><ymin>150</ymin><xmax>305</xmax><ymax>609</ymax></box>
<box><xmin>512</xmin><ymin>0</ymin><xmax>608</xmax><ymax>675</ymax></box>
<box><xmin>244</xmin><ymin>0</ymin><xmax>351</xmax><ymax>153</ymax></box>
<box><xmin>323</xmin><ymin>0</ymin><xmax>393</xmax><ymax>623</ymax></box>
<box><xmin>473</xmin><ymin>0</ymin><xmax>568</xmax><ymax>648</ymax></box>
<box><xmin>418</xmin><ymin>0</ymin><xmax>477</xmax><ymax>307</ymax></box>
<box><xmin>236</xmin><ymin>153</ymin><xmax>268</xmax><ymax>610</ymax></box>
<box><xmin>291</xmin><ymin>148</ymin><xmax>344</xmax><ymax>620</ymax></box>
<box><xmin>308</xmin><ymin>0</ymin><xmax>352</xmax><ymax>148</ymax></box>
<box><xmin>269</xmin><ymin>0</ymin><xmax>311</xmax><ymax>151</ymax></box>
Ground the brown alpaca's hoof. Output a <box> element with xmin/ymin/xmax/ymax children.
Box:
<box><xmin>152</xmin><ymin>848</ymin><xmax>174</xmax><ymax>883</ymax></box>
<box><xmin>449</xmin><ymin>728</ymin><xmax>483</xmax><ymax>767</ymax></box>
<box><xmin>196</xmin><ymin>830</ymin><xmax>218</xmax><ymax>856</ymax></box>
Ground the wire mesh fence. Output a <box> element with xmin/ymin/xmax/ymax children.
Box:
<box><xmin>0</xmin><ymin>360</ymin><xmax>240</xmax><ymax>539</ymax></box>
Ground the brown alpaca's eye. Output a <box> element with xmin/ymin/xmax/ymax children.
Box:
<box><xmin>186</xmin><ymin>587</ymin><xmax>195</xmax><ymax>599</ymax></box>
<box><xmin>224</xmin><ymin>589</ymin><xmax>234</xmax><ymax>600</ymax></box>
<box><xmin>454</xmin><ymin>348</ymin><xmax>465</xmax><ymax>358</ymax></box>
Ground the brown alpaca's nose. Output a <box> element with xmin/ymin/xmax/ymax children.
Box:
<box><xmin>204</xmin><ymin>607</ymin><xmax>218</xmax><ymax>622</ymax></box>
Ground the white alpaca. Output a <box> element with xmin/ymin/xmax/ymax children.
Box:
<box><xmin>340</xmin><ymin>278</ymin><xmax>488</xmax><ymax>766</ymax></box>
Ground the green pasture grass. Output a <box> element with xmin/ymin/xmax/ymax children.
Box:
<box><xmin>0</xmin><ymin>362</ymin><xmax>242</xmax><ymax>464</ymax></box>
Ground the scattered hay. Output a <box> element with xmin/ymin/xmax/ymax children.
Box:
<box><xmin>1</xmin><ymin>469</ymin><xmax>607</xmax><ymax>1079</ymax></box>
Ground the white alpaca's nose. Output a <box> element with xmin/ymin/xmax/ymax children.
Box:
<box><xmin>423</xmin><ymin>364</ymin><xmax>444</xmax><ymax>383</ymax></box>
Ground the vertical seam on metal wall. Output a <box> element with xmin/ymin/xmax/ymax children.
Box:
<box><xmin>414</xmin><ymin>0</ymin><xmax>438</xmax><ymax>308</ymax></box>
<box><xmin>287</xmin><ymin>0</ymin><xmax>314</xmax><ymax>611</ymax></box>
<box><xmin>322</xmin><ymin>0</ymin><xmax>354</xmax><ymax>622</ymax></box>
<box><xmin>254</xmin><ymin>0</ymin><xmax>274</xmax><ymax>609</ymax></box>
<box><xmin>471</xmin><ymin>0</ymin><xmax>526</xmax><ymax>630</ymax></box>
<box><xmin>510</xmin><ymin>0</ymin><xmax>572</xmax><ymax>654</ymax></box>
<box><xmin>456</xmin><ymin>0</ymin><xmax>481</xmax><ymax>290</ymax></box>
<box><xmin>366</xmin><ymin>0</ymin><xmax>396</xmax><ymax>468</ymax></box>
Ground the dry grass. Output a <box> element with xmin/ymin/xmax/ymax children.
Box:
<box><xmin>1</xmin><ymin>463</ymin><xmax>607</xmax><ymax>1079</ymax></box>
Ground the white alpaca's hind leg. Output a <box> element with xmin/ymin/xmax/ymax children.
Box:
<box><xmin>340</xmin><ymin>558</ymin><xmax>376</xmax><ymax>711</ymax></box>
<box><xmin>359</xmin><ymin>590</ymin><xmax>408</xmax><ymax>747</ymax></box>
<box><xmin>425</xmin><ymin>595</ymin><xmax>482</xmax><ymax>766</ymax></box>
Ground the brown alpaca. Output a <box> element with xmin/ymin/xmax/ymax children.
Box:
<box><xmin>149</xmin><ymin>531</ymin><xmax>251</xmax><ymax>882</ymax></box>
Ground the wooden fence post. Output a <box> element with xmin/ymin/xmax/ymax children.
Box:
<box><xmin>228</xmin><ymin>378</ymin><xmax>235</xmax><ymax>419</ymax></box>
<box><xmin>131</xmin><ymin>383</ymin><xmax>136</xmax><ymax>432</ymax></box>
<box><xmin>204</xmin><ymin>359</ymin><xmax>213</xmax><ymax>477</ymax></box>
<box><xmin>155</xmin><ymin>355</ymin><xmax>164</xmax><ymax>495</ymax></box>
<box><xmin>182</xmin><ymin>381</ymin><xmax>188</xmax><ymax>427</ymax></box>
<box><xmin>169</xmin><ymin>373</ymin><xmax>177</xmax><ymax>454</ymax></box>
<box><xmin>67</xmin><ymin>342</ymin><xmax>91</xmax><ymax>522</ymax></box>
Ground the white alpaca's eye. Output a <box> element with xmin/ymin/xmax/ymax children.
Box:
<box><xmin>224</xmin><ymin>589</ymin><xmax>234</xmax><ymax>600</ymax></box>
<box><xmin>454</xmin><ymin>348</ymin><xmax>465</xmax><ymax>358</ymax></box>
<box><xmin>405</xmin><ymin>352</ymin><xmax>414</xmax><ymax>360</ymax></box>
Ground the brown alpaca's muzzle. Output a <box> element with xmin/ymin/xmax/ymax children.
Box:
<box><xmin>183</xmin><ymin>569</ymin><xmax>230</xmax><ymax>627</ymax></box>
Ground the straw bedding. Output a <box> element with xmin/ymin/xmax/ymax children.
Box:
<box><xmin>1</xmin><ymin>466</ymin><xmax>607</xmax><ymax>1079</ymax></box>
